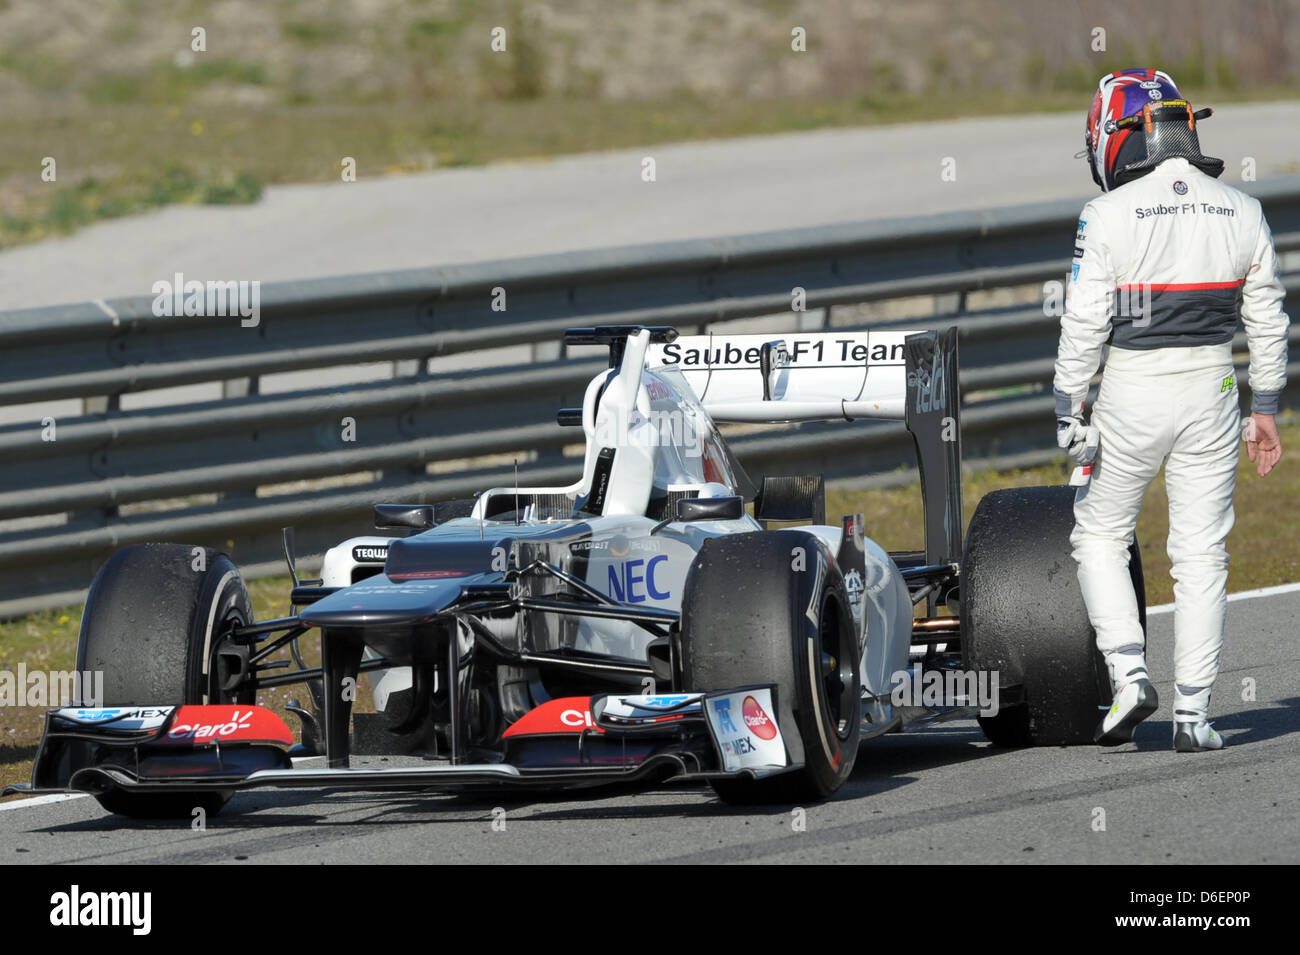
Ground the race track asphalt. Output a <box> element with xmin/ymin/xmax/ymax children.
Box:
<box><xmin>4</xmin><ymin>585</ymin><xmax>1297</xmax><ymax>864</ymax></box>
<box><xmin>2</xmin><ymin>101</ymin><xmax>1298</xmax><ymax>311</ymax></box>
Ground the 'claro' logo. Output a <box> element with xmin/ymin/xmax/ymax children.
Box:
<box><xmin>560</xmin><ymin>708</ymin><xmax>596</xmax><ymax>728</ymax></box>
<box><xmin>742</xmin><ymin>695</ymin><xmax>777</xmax><ymax>740</ymax></box>
<box><xmin>168</xmin><ymin>709</ymin><xmax>253</xmax><ymax>741</ymax></box>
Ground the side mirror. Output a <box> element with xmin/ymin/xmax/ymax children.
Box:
<box><xmin>374</xmin><ymin>504</ymin><xmax>434</xmax><ymax>532</ymax></box>
<box><xmin>652</xmin><ymin>495</ymin><xmax>744</xmax><ymax>534</ymax></box>
<box><xmin>677</xmin><ymin>496</ymin><xmax>744</xmax><ymax>522</ymax></box>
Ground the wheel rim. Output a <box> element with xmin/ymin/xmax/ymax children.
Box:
<box><xmin>206</xmin><ymin>609</ymin><xmax>253</xmax><ymax>704</ymax></box>
<box><xmin>818</xmin><ymin>594</ymin><xmax>857</xmax><ymax>740</ymax></box>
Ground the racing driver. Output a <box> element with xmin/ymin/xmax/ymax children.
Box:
<box><xmin>1054</xmin><ymin>69</ymin><xmax>1289</xmax><ymax>752</ymax></box>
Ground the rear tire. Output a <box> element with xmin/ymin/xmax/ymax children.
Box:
<box><xmin>76</xmin><ymin>543</ymin><xmax>254</xmax><ymax>817</ymax></box>
<box><xmin>962</xmin><ymin>486</ymin><xmax>1146</xmax><ymax>746</ymax></box>
<box><xmin>681</xmin><ymin>532</ymin><xmax>861</xmax><ymax>804</ymax></box>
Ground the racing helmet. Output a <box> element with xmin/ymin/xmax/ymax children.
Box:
<box><xmin>1084</xmin><ymin>68</ymin><xmax>1225</xmax><ymax>192</ymax></box>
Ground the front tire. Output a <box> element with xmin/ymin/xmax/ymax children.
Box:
<box><xmin>681</xmin><ymin>531</ymin><xmax>861</xmax><ymax>803</ymax></box>
<box><xmin>76</xmin><ymin>543</ymin><xmax>254</xmax><ymax>817</ymax></box>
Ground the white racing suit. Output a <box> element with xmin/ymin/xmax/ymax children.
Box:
<box><xmin>1054</xmin><ymin>157</ymin><xmax>1289</xmax><ymax>706</ymax></box>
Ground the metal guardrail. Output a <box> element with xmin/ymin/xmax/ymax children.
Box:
<box><xmin>3</xmin><ymin>178</ymin><xmax>1299</xmax><ymax>617</ymax></box>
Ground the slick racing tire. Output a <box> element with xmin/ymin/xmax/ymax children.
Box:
<box><xmin>681</xmin><ymin>531</ymin><xmax>861</xmax><ymax>804</ymax></box>
<box><xmin>76</xmin><ymin>543</ymin><xmax>255</xmax><ymax>818</ymax></box>
<box><xmin>961</xmin><ymin>486</ymin><xmax>1146</xmax><ymax>746</ymax></box>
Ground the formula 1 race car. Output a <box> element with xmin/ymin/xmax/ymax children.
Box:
<box><xmin>8</xmin><ymin>325</ymin><xmax>1145</xmax><ymax>817</ymax></box>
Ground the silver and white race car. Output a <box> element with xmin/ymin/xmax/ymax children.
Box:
<box><xmin>11</xmin><ymin>325</ymin><xmax>1142</xmax><ymax>816</ymax></box>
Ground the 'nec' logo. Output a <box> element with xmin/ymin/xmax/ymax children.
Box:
<box><xmin>607</xmin><ymin>555</ymin><xmax>670</xmax><ymax>603</ymax></box>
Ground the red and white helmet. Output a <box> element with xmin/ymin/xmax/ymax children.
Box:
<box><xmin>1084</xmin><ymin>69</ymin><xmax>1223</xmax><ymax>192</ymax></box>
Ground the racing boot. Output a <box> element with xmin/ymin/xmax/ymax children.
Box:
<box><xmin>1094</xmin><ymin>649</ymin><xmax>1158</xmax><ymax>745</ymax></box>
<box><xmin>1172</xmin><ymin>686</ymin><xmax>1224</xmax><ymax>753</ymax></box>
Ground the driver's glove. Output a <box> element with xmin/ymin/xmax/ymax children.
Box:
<box><xmin>1055</xmin><ymin>407</ymin><xmax>1097</xmax><ymax>465</ymax></box>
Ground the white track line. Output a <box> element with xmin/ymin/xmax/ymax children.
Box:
<box><xmin>1146</xmin><ymin>580</ymin><xmax>1300</xmax><ymax>616</ymax></box>
<box><xmin>0</xmin><ymin>792</ymin><xmax>86</xmax><ymax>812</ymax></box>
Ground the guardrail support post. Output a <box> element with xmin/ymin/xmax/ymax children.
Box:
<box><xmin>81</xmin><ymin>394</ymin><xmax>120</xmax><ymax>416</ymax></box>
<box><xmin>797</xmin><ymin>306</ymin><xmax>829</xmax><ymax>332</ymax></box>
<box><xmin>223</xmin><ymin>376</ymin><xmax>260</xmax><ymax>399</ymax></box>
<box><xmin>532</xmin><ymin>340</ymin><xmax>562</xmax><ymax>363</ymax></box>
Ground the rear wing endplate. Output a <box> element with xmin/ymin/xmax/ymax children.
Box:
<box><xmin>903</xmin><ymin>328</ymin><xmax>963</xmax><ymax>573</ymax></box>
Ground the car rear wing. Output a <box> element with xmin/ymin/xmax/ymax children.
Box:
<box><xmin>565</xmin><ymin>325</ymin><xmax>962</xmax><ymax>570</ymax></box>
<box><xmin>646</xmin><ymin>331</ymin><xmax>911</xmax><ymax>423</ymax></box>
<box><xmin>645</xmin><ymin>328</ymin><xmax>963</xmax><ymax>570</ymax></box>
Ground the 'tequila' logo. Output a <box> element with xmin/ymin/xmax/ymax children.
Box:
<box><xmin>908</xmin><ymin>349</ymin><xmax>946</xmax><ymax>414</ymax></box>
